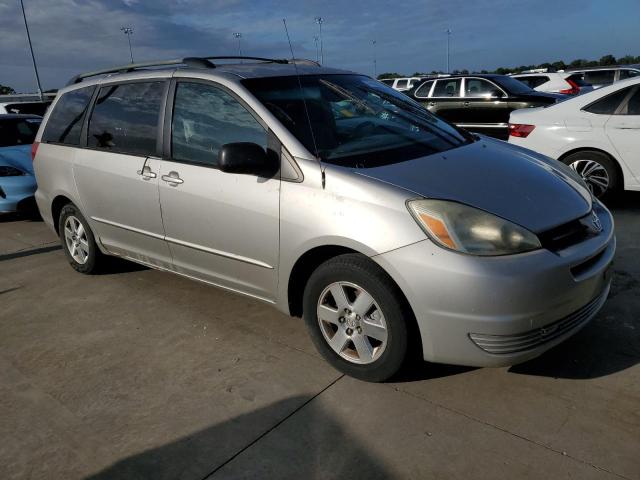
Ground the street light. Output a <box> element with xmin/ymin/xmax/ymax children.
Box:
<box><xmin>313</xmin><ymin>36</ymin><xmax>320</xmax><ymax>63</ymax></box>
<box><xmin>233</xmin><ymin>32</ymin><xmax>243</xmax><ymax>60</ymax></box>
<box><xmin>19</xmin><ymin>0</ymin><xmax>43</xmax><ymax>101</ymax></box>
<box><xmin>372</xmin><ymin>40</ymin><xmax>377</xmax><ymax>78</ymax></box>
<box><xmin>314</xmin><ymin>17</ymin><xmax>324</xmax><ymax>65</ymax></box>
<box><xmin>445</xmin><ymin>28</ymin><xmax>452</xmax><ymax>73</ymax></box>
<box><xmin>121</xmin><ymin>26</ymin><xmax>134</xmax><ymax>64</ymax></box>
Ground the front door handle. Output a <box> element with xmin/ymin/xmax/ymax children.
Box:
<box><xmin>463</xmin><ymin>101</ymin><xmax>471</xmax><ymax>107</ymax></box>
<box><xmin>428</xmin><ymin>102</ymin><xmax>436</xmax><ymax>107</ymax></box>
<box><xmin>613</xmin><ymin>124</ymin><xmax>640</xmax><ymax>130</ymax></box>
<box><xmin>161</xmin><ymin>171</ymin><xmax>184</xmax><ymax>186</ymax></box>
<box><xmin>137</xmin><ymin>165</ymin><xmax>157</xmax><ymax>180</ymax></box>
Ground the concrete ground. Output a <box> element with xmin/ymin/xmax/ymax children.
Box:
<box><xmin>1</xmin><ymin>195</ymin><xmax>639</xmax><ymax>480</ymax></box>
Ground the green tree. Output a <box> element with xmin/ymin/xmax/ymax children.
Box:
<box><xmin>377</xmin><ymin>72</ymin><xmax>402</xmax><ymax>79</ymax></box>
<box><xmin>570</xmin><ymin>59</ymin><xmax>588</xmax><ymax>68</ymax></box>
<box><xmin>0</xmin><ymin>84</ymin><xmax>15</xmax><ymax>95</ymax></box>
<box><xmin>617</xmin><ymin>55</ymin><xmax>636</xmax><ymax>65</ymax></box>
<box><xmin>599</xmin><ymin>54</ymin><xmax>616</xmax><ymax>66</ymax></box>
<box><xmin>551</xmin><ymin>60</ymin><xmax>566</xmax><ymax>71</ymax></box>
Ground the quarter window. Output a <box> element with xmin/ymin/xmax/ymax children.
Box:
<box><xmin>465</xmin><ymin>78</ymin><xmax>500</xmax><ymax>97</ymax></box>
<box><xmin>88</xmin><ymin>82</ymin><xmax>164</xmax><ymax>156</ymax></box>
<box><xmin>620</xmin><ymin>87</ymin><xmax>640</xmax><ymax>115</ymax></box>
<box><xmin>414</xmin><ymin>80</ymin><xmax>434</xmax><ymax>98</ymax></box>
<box><xmin>619</xmin><ymin>69</ymin><xmax>640</xmax><ymax>80</ymax></box>
<box><xmin>432</xmin><ymin>79</ymin><xmax>461</xmax><ymax>97</ymax></box>
<box><xmin>42</xmin><ymin>86</ymin><xmax>94</xmax><ymax>145</ymax></box>
<box><xmin>171</xmin><ymin>82</ymin><xmax>267</xmax><ymax>167</ymax></box>
<box><xmin>583</xmin><ymin>87</ymin><xmax>633</xmax><ymax>115</ymax></box>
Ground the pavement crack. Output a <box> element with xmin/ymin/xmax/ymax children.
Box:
<box><xmin>389</xmin><ymin>385</ymin><xmax>633</xmax><ymax>480</ymax></box>
<box><xmin>201</xmin><ymin>373</ymin><xmax>345</xmax><ymax>480</ymax></box>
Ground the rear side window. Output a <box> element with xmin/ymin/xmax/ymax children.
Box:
<box><xmin>0</xmin><ymin>118</ymin><xmax>41</xmax><ymax>146</ymax></box>
<box><xmin>414</xmin><ymin>80</ymin><xmax>434</xmax><ymax>98</ymax></box>
<box><xmin>583</xmin><ymin>86</ymin><xmax>632</xmax><ymax>115</ymax></box>
<box><xmin>619</xmin><ymin>69</ymin><xmax>640</xmax><ymax>80</ymax></box>
<box><xmin>465</xmin><ymin>78</ymin><xmax>499</xmax><ymax>97</ymax></box>
<box><xmin>584</xmin><ymin>70</ymin><xmax>615</xmax><ymax>85</ymax></box>
<box><xmin>88</xmin><ymin>82</ymin><xmax>164</xmax><ymax>156</ymax></box>
<box><xmin>42</xmin><ymin>87</ymin><xmax>94</xmax><ymax>145</ymax></box>
<box><xmin>432</xmin><ymin>79</ymin><xmax>461</xmax><ymax>97</ymax></box>
<box><xmin>171</xmin><ymin>82</ymin><xmax>266</xmax><ymax>167</ymax></box>
<box><xmin>619</xmin><ymin>87</ymin><xmax>640</xmax><ymax>115</ymax></box>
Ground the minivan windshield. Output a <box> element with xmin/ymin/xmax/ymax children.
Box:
<box><xmin>243</xmin><ymin>74</ymin><xmax>473</xmax><ymax>167</ymax></box>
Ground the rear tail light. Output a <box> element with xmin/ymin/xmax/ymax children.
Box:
<box><xmin>559</xmin><ymin>79</ymin><xmax>580</xmax><ymax>95</ymax></box>
<box><xmin>31</xmin><ymin>141</ymin><xmax>40</xmax><ymax>162</ymax></box>
<box><xmin>509</xmin><ymin>124</ymin><xmax>535</xmax><ymax>138</ymax></box>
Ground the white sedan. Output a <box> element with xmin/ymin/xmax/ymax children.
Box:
<box><xmin>508</xmin><ymin>77</ymin><xmax>640</xmax><ymax>198</ymax></box>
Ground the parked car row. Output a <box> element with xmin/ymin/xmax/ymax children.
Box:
<box><xmin>30</xmin><ymin>56</ymin><xmax>615</xmax><ymax>382</ymax></box>
<box><xmin>511</xmin><ymin>72</ymin><xmax>593</xmax><ymax>95</ymax></box>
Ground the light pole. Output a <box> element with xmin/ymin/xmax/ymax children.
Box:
<box><xmin>372</xmin><ymin>40</ymin><xmax>377</xmax><ymax>78</ymax></box>
<box><xmin>19</xmin><ymin>0</ymin><xmax>43</xmax><ymax>101</ymax></box>
<box><xmin>445</xmin><ymin>28</ymin><xmax>451</xmax><ymax>73</ymax></box>
<box><xmin>233</xmin><ymin>32</ymin><xmax>243</xmax><ymax>60</ymax></box>
<box><xmin>314</xmin><ymin>17</ymin><xmax>324</xmax><ymax>65</ymax></box>
<box><xmin>121</xmin><ymin>26</ymin><xmax>134</xmax><ymax>63</ymax></box>
<box><xmin>313</xmin><ymin>36</ymin><xmax>320</xmax><ymax>63</ymax></box>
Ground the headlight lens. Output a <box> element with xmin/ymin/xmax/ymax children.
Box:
<box><xmin>0</xmin><ymin>166</ymin><xmax>26</xmax><ymax>177</ymax></box>
<box><xmin>407</xmin><ymin>199</ymin><xmax>541</xmax><ymax>256</ymax></box>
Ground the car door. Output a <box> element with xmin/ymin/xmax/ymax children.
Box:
<box><xmin>158</xmin><ymin>79</ymin><xmax>279</xmax><ymax>301</ymax></box>
<box><xmin>427</xmin><ymin>78</ymin><xmax>464</xmax><ymax>123</ymax></box>
<box><xmin>73</xmin><ymin>80</ymin><xmax>172</xmax><ymax>267</ymax></box>
<box><xmin>605</xmin><ymin>85</ymin><xmax>640</xmax><ymax>183</ymax></box>
<box><xmin>460</xmin><ymin>77</ymin><xmax>509</xmax><ymax>138</ymax></box>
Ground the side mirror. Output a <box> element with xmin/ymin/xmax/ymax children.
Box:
<box><xmin>218</xmin><ymin>142</ymin><xmax>279</xmax><ymax>177</ymax></box>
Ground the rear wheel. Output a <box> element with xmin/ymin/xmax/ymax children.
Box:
<box><xmin>58</xmin><ymin>203</ymin><xmax>104</xmax><ymax>274</ymax></box>
<box><xmin>562</xmin><ymin>150</ymin><xmax>620</xmax><ymax>199</ymax></box>
<box><xmin>303</xmin><ymin>254</ymin><xmax>410</xmax><ymax>382</ymax></box>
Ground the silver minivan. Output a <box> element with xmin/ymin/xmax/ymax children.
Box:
<box><xmin>34</xmin><ymin>57</ymin><xmax>615</xmax><ymax>381</ymax></box>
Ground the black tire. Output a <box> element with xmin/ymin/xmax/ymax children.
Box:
<box><xmin>303</xmin><ymin>253</ymin><xmax>411</xmax><ymax>382</ymax></box>
<box><xmin>561</xmin><ymin>150</ymin><xmax>620</xmax><ymax>200</ymax></box>
<box><xmin>58</xmin><ymin>203</ymin><xmax>104</xmax><ymax>274</ymax></box>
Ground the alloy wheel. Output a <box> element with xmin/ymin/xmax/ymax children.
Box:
<box><xmin>64</xmin><ymin>215</ymin><xmax>90</xmax><ymax>265</ymax></box>
<box><xmin>316</xmin><ymin>281</ymin><xmax>388</xmax><ymax>364</ymax></box>
<box><xmin>569</xmin><ymin>159</ymin><xmax>610</xmax><ymax>197</ymax></box>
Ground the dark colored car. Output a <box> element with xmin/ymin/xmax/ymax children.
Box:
<box><xmin>407</xmin><ymin>74</ymin><xmax>563</xmax><ymax>139</ymax></box>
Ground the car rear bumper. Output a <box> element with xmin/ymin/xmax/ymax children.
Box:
<box><xmin>0</xmin><ymin>175</ymin><xmax>37</xmax><ymax>213</ymax></box>
<box><xmin>373</xmin><ymin>202</ymin><xmax>615</xmax><ymax>367</ymax></box>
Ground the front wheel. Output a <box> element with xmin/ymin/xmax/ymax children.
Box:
<box><xmin>303</xmin><ymin>254</ymin><xmax>410</xmax><ymax>382</ymax></box>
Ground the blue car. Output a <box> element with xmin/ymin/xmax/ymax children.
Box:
<box><xmin>0</xmin><ymin>114</ymin><xmax>41</xmax><ymax>213</ymax></box>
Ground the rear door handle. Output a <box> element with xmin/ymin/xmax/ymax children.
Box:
<box><xmin>137</xmin><ymin>165</ymin><xmax>156</xmax><ymax>180</ymax></box>
<box><xmin>463</xmin><ymin>101</ymin><xmax>471</xmax><ymax>107</ymax></box>
<box><xmin>613</xmin><ymin>125</ymin><xmax>640</xmax><ymax>130</ymax></box>
<box><xmin>161</xmin><ymin>171</ymin><xmax>184</xmax><ymax>186</ymax></box>
<box><xmin>428</xmin><ymin>102</ymin><xmax>436</xmax><ymax>107</ymax></box>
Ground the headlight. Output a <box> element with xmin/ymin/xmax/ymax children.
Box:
<box><xmin>407</xmin><ymin>199</ymin><xmax>541</xmax><ymax>256</ymax></box>
<box><xmin>0</xmin><ymin>166</ymin><xmax>26</xmax><ymax>177</ymax></box>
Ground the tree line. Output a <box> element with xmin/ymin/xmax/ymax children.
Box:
<box><xmin>377</xmin><ymin>54</ymin><xmax>640</xmax><ymax>79</ymax></box>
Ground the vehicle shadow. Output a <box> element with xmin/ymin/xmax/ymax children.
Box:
<box><xmin>97</xmin><ymin>257</ymin><xmax>149</xmax><ymax>275</ymax></box>
<box><xmin>85</xmin><ymin>395</ymin><xmax>390</xmax><ymax>480</ymax></box>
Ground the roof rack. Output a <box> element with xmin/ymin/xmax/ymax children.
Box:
<box><xmin>67</xmin><ymin>56</ymin><xmax>321</xmax><ymax>85</ymax></box>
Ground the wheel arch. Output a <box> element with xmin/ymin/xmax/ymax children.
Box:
<box><xmin>51</xmin><ymin>195</ymin><xmax>74</xmax><ymax>235</ymax></box>
<box><xmin>558</xmin><ymin>147</ymin><xmax>624</xmax><ymax>185</ymax></box>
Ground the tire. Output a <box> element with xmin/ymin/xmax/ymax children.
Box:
<box><xmin>303</xmin><ymin>253</ymin><xmax>411</xmax><ymax>382</ymax></box>
<box><xmin>561</xmin><ymin>150</ymin><xmax>620</xmax><ymax>200</ymax></box>
<box><xmin>58</xmin><ymin>203</ymin><xmax>104</xmax><ymax>274</ymax></box>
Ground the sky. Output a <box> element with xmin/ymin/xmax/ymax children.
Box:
<box><xmin>1</xmin><ymin>0</ymin><xmax>639</xmax><ymax>93</ymax></box>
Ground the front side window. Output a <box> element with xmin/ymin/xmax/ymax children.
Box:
<box><xmin>465</xmin><ymin>78</ymin><xmax>501</xmax><ymax>98</ymax></box>
<box><xmin>432</xmin><ymin>79</ymin><xmax>461</xmax><ymax>97</ymax></box>
<box><xmin>583</xmin><ymin>87</ymin><xmax>633</xmax><ymax>115</ymax></box>
<box><xmin>0</xmin><ymin>118</ymin><xmax>41</xmax><ymax>147</ymax></box>
<box><xmin>88</xmin><ymin>82</ymin><xmax>164</xmax><ymax>156</ymax></box>
<box><xmin>42</xmin><ymin>87</ymin><xmax>94</xmax><ymax>145</ymax></box>
<box><xmin>243</xmin><ymin>74</ymin><xmax>472</xmax><ymax>168</ymax></box>
<box><xmin>414</xmin><ymin>80</ymin><xmax>434</xmax><ymax>98</ymax></box>
<box><xmin>171</xmin><ymin>82</ymin><xmax>267</xmax><ymax>167</ymax></box>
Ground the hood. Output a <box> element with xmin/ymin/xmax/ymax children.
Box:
<box><xmin>355</xmin><ymin>138</ymin><xmax>592</xmax><ymax>233</ymax></box>
<box><xmin>0</xmin><ymin>145</ymin><xmax>33</xmax><ymax>175</ymax></box>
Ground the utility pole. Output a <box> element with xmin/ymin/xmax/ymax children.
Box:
<box><xmin>19</xmin><ymin>0</ymin><xmax>43</xmax><ymax>101</ymax></box>
<box><xmin>121</xmin><ymin>26</ymin><xmax>134</xmax><ymax>63</ymax></box>
<box><xmin>372</xmin><ymin>40</ymin><xmax>377</xmax><ymax>78</ymax></box>
<box><xmin>445</xmin><ymin>28</ymin><xmax>452</xmax><ymax>73</ymax></box>
<box><xmin>313</xmin><ymin>36</ymin><xmax>320</xmax><ymax>63</ymax></box>
<box><xmin>233</xmin><ymin>32</ymin><xmax>243</xmax><ymax>60</ymax></box>
<box><xmin>315</xmin><ymin>17</ymin><xmax>324</xmax><ymax>65</ymax></box>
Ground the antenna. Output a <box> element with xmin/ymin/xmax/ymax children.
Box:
<box><xmin>282</xmin><ymin>18</ymin><xmax>325</xmax><ymax>187</ymax></box>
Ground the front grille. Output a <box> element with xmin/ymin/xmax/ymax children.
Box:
<box><xmin>538</xmin><ymin>214</ymin><xmax>592</xmax><ymax>251</ymax></box>
<box><xmin>469</xmin><ymin>288</ymin><xmax>608</xmax><ymax>355</ymax></box>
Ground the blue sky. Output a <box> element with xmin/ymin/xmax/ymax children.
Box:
<box><xmin>1</xmin><ymin>0</ymin><xmax>639</xmax><ymax>92</ymax></box>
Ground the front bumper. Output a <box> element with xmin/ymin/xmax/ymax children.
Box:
<box><xmin>0</xmin><ymin>174</ymin><xmax>37</xmax><ymax>213</ymax></box>
<box><xmin>373</xmin><ymin>202</ymin><xmax>615</xmax><ymax>367</ymax></box>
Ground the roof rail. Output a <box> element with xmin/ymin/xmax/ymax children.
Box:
<box><xmin>67</xmin><ymin>56</ymin><xmax>321</xmax><ymax>85</ymax></box>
